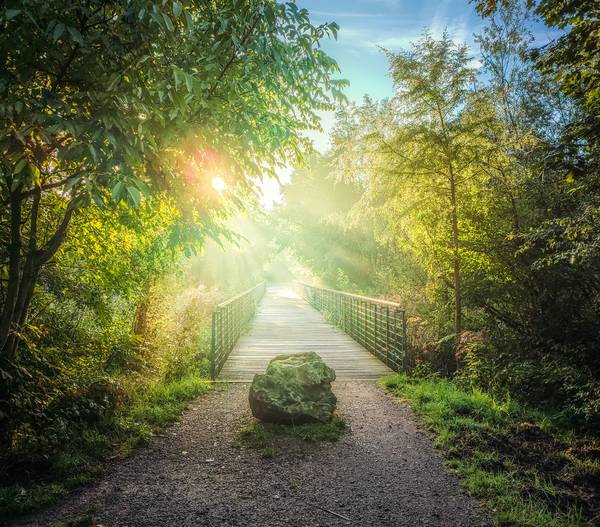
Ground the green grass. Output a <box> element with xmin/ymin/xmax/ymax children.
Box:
<box><xmin>236</xmin><ymin>415</ymin><xmax>346</xmax><ymax>458</ymax></box>
<box><xmin>381</xmin><ymin>373</ymin><xmax>600</xmax><ymax>527</ymax></box>
<box><xmin>0</xmin><ymin>374</ymin><xmax>211</xmax><ymax>520</ymax></box>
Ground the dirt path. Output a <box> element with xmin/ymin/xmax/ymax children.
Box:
<box><xmin>15</xmin><ymin>383</ymin><xmax>487</xmax><ymax>527</ymax></box>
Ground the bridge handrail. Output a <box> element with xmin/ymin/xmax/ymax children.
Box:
<box><xmin>210</xmin><ymin>281</ymin><xmax>266</xmax><ymax>380</ymax></box>
<box><xmin>297</xmin><ymin>282</ymin><xmax>402</xmax><ymax>308</ymax></box>
<box><xmin>299</xmin><ymin>282</ymin><xmax>408</xmax><ymax>372</ymax></box>
<box><xmin>215</xmin><ymin>282</ymin><xmax>266</xmax><ymax>309</ymax></box>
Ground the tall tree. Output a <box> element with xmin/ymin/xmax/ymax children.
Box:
<box><xmin>474</xmin><ymin>0</ymin><xmax>599</xmax><ymax>133</ymax></box>
<box><xmin>0</xmin><ymin>0</ymin><xmax>345</xmax><ymax>362</ymax></box>
<box><xmin>379</xmin><ymin>33</ymin><xmax>477</xmax><ymax>338</ymax></box>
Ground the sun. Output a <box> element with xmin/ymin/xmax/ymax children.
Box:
<box><xmin>211</xmin><ymin>176</ymin><xmax>227</xmax><ymax>192</ymax></box>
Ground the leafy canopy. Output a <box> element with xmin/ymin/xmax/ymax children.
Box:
<box><xmin>1</xmin><ymin>0</ymin><xmax>346</xmax><ymax>223</ymax></box>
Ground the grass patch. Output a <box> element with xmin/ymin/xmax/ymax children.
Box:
<box><xmin>236</xmin><ymin>415</ymin><xmax>346</xmax><ymax>458</ymax></box>
<box><xmin>382</xmin><ymin>373</ymin><xmax>600</xmax><ymax>527</ymax></box>
<box><xmin>0</xmin><ymin>374</ymin><xmax>211</xmax><ymax>520</ymax></box>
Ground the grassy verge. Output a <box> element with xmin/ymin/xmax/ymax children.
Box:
<box><xmin>236</xmin><ymin>415</ymin><xmax>346</xmax><ymax>458</ymax></box>
<box><xmin>0</xmin><ymin>374</ymin><xmax>211</xmax><ymax>520</ymax></box>
<box><xmin>381</xmin><ymin>373</ymin><xmax>600</xmax><ymax>527</ymax></box>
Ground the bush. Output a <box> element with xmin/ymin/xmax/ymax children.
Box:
<box><xmin>0</xmin><ymin>374</ymin><xmax>211</xmax><ymax>519</ymax></box>
<box><xmin>0</xmin><ymin>261</ymin><xmax>219</xmax><ymax>519</ymax></box>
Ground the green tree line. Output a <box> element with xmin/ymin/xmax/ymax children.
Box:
<box><xmin>278</xmin><ymin>0</ymin><xmax>600</xmax><ymax>427</ymax></box>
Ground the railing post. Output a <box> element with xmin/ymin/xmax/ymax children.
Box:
<box><xmin>402</xmin><ymin>310</ymin><xmax>408</xmax><ymax>372</ymax></box>
<box><xmin>394</xmin><ymin>309</ymin><xmax>403</xmax><ymax>371</ymax></box>
<box><xmin>353</xmin><ymin>297</ymin><xmax>357</xmax><ymax>339</ymax></box>
<box><xmin>362</xmin><ymin>301</ymin><xmax>366</xmax><ymax>348</ymax></box>
<box><xmin>373</xmin><ymin>303</ymin><xmax>378</xmax><ymax>357</ymax></box>
<box><xmin>385</xmin><ymin>306</ymin><xmax>390</xmax><ymax>368</ymax></box>
<box><xmin>210</xmin><ymin>310</ymin><xmax>217</xmax><ymax>381</ymax></box>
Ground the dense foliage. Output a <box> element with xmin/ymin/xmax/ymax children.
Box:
<box><xmin>279</xmin><ymin>1</ymin><xmax>600</xmax><ymax>428</ymax></box>
<box><xmin>0</xmin><ymin>0</ymin><xmax>343</xmax><ymax>512</ymax></box>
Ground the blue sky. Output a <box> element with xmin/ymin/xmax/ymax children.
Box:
<box><xmin>297</xmin><ymin>0</ymin><xmax>557</xmax><ymax>150</ymax></box>
<box><xmin>303</xmin><ymin>0</ymin><xmax>485</xmax><ymax>103</ymax></box>
<box><xmin>260</xmin><ymin>0</ymin><xmax>556</xmax><ymax>206</ymax></box>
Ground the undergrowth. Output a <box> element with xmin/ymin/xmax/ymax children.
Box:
<box><xmin>381</xmin><ymin>373</ymin><xmax>600</xmax><ymax>527</ymax></box>
<box><xmin>0</xmin><ymin>375</ymin><xmax>211</xmax><ymax>520</ymax></box>
<box><xmin>236</xmin><ymin>415</ymin><xmax>346</xmax><ymax>458</ymax></box>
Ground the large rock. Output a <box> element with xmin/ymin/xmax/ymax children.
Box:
<box><xmin>249</xmin><ymin>352</ymin><xmax>336</xmax><ymax>424</ymax></box>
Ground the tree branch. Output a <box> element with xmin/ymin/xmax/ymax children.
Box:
<box><xmin>37</xmin><ymin>200</ymin><xmax>77</xmax><ymax>264</ymax></box>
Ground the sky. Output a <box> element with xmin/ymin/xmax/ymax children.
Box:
<box><xmin>300</xmin><ymin>0</ymin><xmax>486</xmax><ymax>153</ymax></box>
<box><xmin>258</xmin><ymin>0</ymin><xmax>556</xmax><ymax>207</ymax></box>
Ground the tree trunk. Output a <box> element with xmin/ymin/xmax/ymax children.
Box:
<box><xmin>3</xmin><ymin>266</ymin><xmax>41</xmax><ymax>360</ymax></box>
<box><xmin>133</xmin><ymin>291</ymin><xmax>150</xmax><ymax>337</ymax></box>
<box><xmin>448</xmin><ymin>165</ymin><xmax>462</xmax><ymax>339</ymax></box>
<box><xmin>435</xmin><ymin>102</ymin><xmax>463</xmax><ymax>343</ymax></box>
<box><xmin>0</xmin><ymin>190</ymin><xmax>23</xmax><ymax>354</ymax></box>
<box><xmin>0</xmin><ymin>192</ymin><xmax>75</xmax><ymax>444</ymax></box>
<box><xmin>1</xmin><ymin>194</ymin><xmax>75</xmax><ymax>358</ymax></box>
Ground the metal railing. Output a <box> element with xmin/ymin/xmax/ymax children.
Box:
<box><xmin>210</xmin><ymin>282</ymin><xmax>266</xmax><ymax>380</ymax></box>
<box><xmin>300</xmin><ymin>283</ymin><xmax>408</xmax><ymax>371</ymax></box>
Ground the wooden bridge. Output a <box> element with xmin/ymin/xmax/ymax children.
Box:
<box><xmin>211</xmin><ymin>283</ymin><xmax>407</xmax><ymax>381</ymax></box>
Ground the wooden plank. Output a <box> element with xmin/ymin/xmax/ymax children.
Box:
<box><xmin>220</xmin><ymin>284</ymin><xmax>392</xmax><ymax>381</ymax></box>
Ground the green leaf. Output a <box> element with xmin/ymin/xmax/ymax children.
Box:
<box><xmin>185</xmin><ymin>73</ymin><xmax>193</xmax><ymax>93</ymax></box>
<box><xmin>184</xmin><ymin>10</ymin><xmax>193</xmax><ymax>30</ymax></box>
<box><xmin>111</xmin><ymin>181</ymin><xmax>124</xmax><ymax>201</ymax></box>
<box><xmin>162</xmin><ymin>13</ymin><xmax>174</xmax><ymax>32</ymax></box>
<box><xmin>64</xmin><ymin>176</ymin><xmax>80</xmax><ymax>191</ymax></box>
<box><xmin>173</xmin><ymin>68</ymin><xmax>183</xmax><ymax>90</ymax></box>
<box><xmin>67</xmin><ymin>26</ymin><xmax>84</xmax><ymax>46</ymax></box>
<box><xmin>107</xmin><ymin>73</ymin><xmax>123</xmax><ymax>91</ymax></box>
<box><xmin>30</xmin><ymin>163</ymin><xmax>41</xmax><ymax>184</ymax></box>
<box><xmin>172</xmin><ymin>1</ymin><xmax>182</xmax><ymax>18</ymax></box>
<box><xmin>127</xmin><ymin>186</ymin><xmax>141</xmax><ymax>207</ymax></box>
<box><xmin>53</xmin><ymin>22</ymin><xmax>65</xmax><ymax>41</ymax></box>
<box><xmin>92</xmin><ymin>193</ymin><xmax>106</xmax><ymax>210</ymax></box>
<box><xmin>10</xmin><ymin>178</ymin><xmax>21</xmax><ymax>192</ymax></box>
<box><xmin>6</xmin><ymin>9</ymin><xmax>21</xmax><ymax>20</ymax></box>
<box><xmin>88</xmin><ymin>144</ymin><xmax>98</xmax><ymax>162</ymax></box>
<box><xmin>136</xmin><ymin>179</ymin><xmax>151</xmax><ymax>195</ymax></box>
<box><xmin>14</xmin><ymin>158</ymin><xmax>27</xmax><ymax>174</ymax></box>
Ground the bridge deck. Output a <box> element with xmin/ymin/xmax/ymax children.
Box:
<box><xmin>220</xmin><ymin>284</ymin><xmax>392</xmax><ymax>381</ymax></box>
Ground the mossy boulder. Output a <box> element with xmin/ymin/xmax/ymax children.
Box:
<box><xmin>249</xmin><ymin>352</ymin><xmax>336</xmax><ymax>424</ymax></box>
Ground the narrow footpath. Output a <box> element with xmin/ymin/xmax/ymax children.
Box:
<box><xmin>16</xmin><ymin>382</ymin><xmax>487</xmax><ymax>527</ymax></box>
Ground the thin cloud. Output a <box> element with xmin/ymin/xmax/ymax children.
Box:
<box><xmin>335</xmin><ymin>24</ymin><xmax>420</xmax><ymax>54</ymax></box>
<box><xmin>372</xmin><ymin>36</ymin><xmax>414</xmax><ymax>51</ymax></box>
<box><xmin>312</xmin><ymin>11</ymin><xmax>386</xmax><ymax>18</ymax></box>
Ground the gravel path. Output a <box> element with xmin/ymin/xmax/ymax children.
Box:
<box><xmin>15</xmin><ymin>382</ymin><xmax>488</xmax><ymax>527</ymax></box>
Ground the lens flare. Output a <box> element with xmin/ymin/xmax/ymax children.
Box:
<box><xmin>211</xmin><ymin>176</ymin><xmax>227</xmax><ymax>192</ymax></box>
